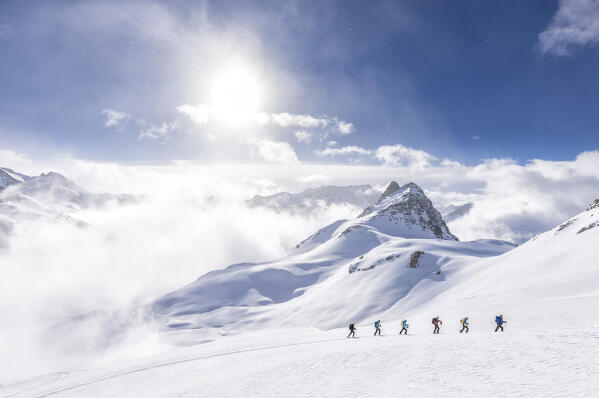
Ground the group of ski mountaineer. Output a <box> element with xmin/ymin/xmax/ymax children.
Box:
<box><xmin>347</xmin><ymin>315</ymin><xmax>506</xmax><ymax>337</ymax></box>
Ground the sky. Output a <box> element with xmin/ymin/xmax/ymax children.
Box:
<box><xmin>1</xmin><ymin>0</ymin><xmax>598</xmax><ymax>165</ymax></box>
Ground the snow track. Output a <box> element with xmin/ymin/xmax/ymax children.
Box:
<box><xmin>3</xmin><ymin>329</ymin><xmax>597</xmax><ymax>397</ymax></box>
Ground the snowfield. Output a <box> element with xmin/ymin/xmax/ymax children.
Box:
<box><xmin>2</xmin><ymin>181</ymin><xmax>598</xmax><ymax>397</ymax></box>
<box><xmin>2</xmin><ymin>327</ymin><xmax>598</xmax><ymax>397</ymax></box>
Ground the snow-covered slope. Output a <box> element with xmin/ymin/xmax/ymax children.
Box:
<box><xmin>3</xmin><ymin>189</ymin><xmax>599</xmax><ymax>397</ymax></box>
<box><xmin>0</xmin><ymin>167</ymin><xmax>30</xmax><ymax>189</ymax></box>
<box><xmin>246</xmin><ymin>184</ymin><xmax>380</xmax><ymax>215</ymax></box>
<box><xmin>152</xmin><ymin>182</ymin><xmax>508</xmax><ymax>332</ymax></box>
<box><xmin>3</xmin><ymin>327</ymin><xmax>596</xmax><ymax>398</ymax></box>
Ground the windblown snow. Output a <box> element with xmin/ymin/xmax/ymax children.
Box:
<box><xmin>0</xmin><ymin>168</ymin><xmax>136</xmax><ymax>246</ymax></box>
<box><xmin>1</xmin><ymin>180</ymin><xmax>598</xmax><ymax>397</ymax></box>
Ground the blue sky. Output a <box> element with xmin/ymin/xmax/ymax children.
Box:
<box><xmin>0</xmin><ymin>0</ymin><xmax>598</xmax><ymax>164</ymax></box>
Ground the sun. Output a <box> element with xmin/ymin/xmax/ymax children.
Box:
<box><xmin>210</xmin><ymin>63</ymin><xmax>262</xmax><ymax>125</ymax></box>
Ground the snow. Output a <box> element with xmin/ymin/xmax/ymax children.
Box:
<box><xmin>2</xmin><ymin>327</ymin><xmax>597</xmax><ymax>397</ymax></box>
<box><xmin>153</xmin><ymin>182</ymin><xmax>479</xmax><ymax>331</ymax></box>
<box><xmin>0</xmin><ymin>168</ymin><xmax>137</xmax><ymax>245</ymax></box>
<box><xmin>0</xmin><ymin>168</ymin><xmax>30</xmax><ymax>188</ymax></box>
<box><xmin>1</xmin><ymin>177</ymin><xmax>598</xmax><ymax>397</ymax></box>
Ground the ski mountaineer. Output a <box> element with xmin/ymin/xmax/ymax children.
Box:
<box><xmin>399</xmin><ymin>320</ymin><xmax>409</xmax><ymax>335</ymax></box>
<box><xmin>374</xmin><ymin>320</ymin><xmax>382</xmax><ymax>336</ymax></box>
<box><xmin>432</xmin><ymin>316</ymin><xmax>442</xmax><ymax>334</ymax></box>
<box><xmin>495</xmin><ymin>314</ymin><xmax>506</xmax><ymax>332</ymax></box>
<box><xmin>460</xmin><ymin>317</ymin><xmax>469</xmax><ymax>333</ymax></box>
<box><xmin>348</xmin><ymin>323</ymin><xmax>356</xmax><ymax>338</ymax></box>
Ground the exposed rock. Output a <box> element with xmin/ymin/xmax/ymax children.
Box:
<box><xmin>557</xmin><ymin>219</ymin><xmax>577</xmax><ymax>232</ymax></box>
<box><xmin>357</xmin><ymin>181</ymin><xmax>458</xmax><ymax>240</ymax></box>
<box><xmin>409</xmin><ymin>251</ymin><xmax>424</xmax><ymax>268</ymax></box>
<box><xmin>577</xmin><ymin>222</ymin><xmax>597</xmax><ymax>234</ymax></box>
<box><xmin>379</xmin><ymin>181</ymin><xmax>401</xmax><ymax>201</ymax></box>
<box><xmin>587</xmin><ymin>199</ymin><xmax>599</xmax><ymax>211</ymax></box>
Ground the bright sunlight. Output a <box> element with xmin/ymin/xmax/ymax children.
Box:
<box><xmin>210</xmin><ymin>63</ymin><xmax>263</xmax><ymax>125</ymax></box>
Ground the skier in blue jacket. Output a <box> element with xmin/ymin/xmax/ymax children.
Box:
<box><xmin>495</xmin><ymin>314</ymin><xmax>506</xmax><ymax>332</ymax></box>
<box><xmin>399</xmin><ymin>320</ymin><xmax>409</xmax><ymax>335</ymax></box>
<box><xmin>374</xmin><ymin>320</ymin><xmax>382</xmax><ymax>336</ymax></box>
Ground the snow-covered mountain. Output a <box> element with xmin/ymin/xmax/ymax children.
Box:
<box><xmin>0</xmin><ymin>167</ymin><xmax>31</xmax><ymax>188</ymax></box>
<box><xmin>152</xmin><ymin>182</ymin><xmax>508</xmax><ymax>332</ymax></box>
<box><xmin>0</xmin><ymin>168</ymin><xmax>136</xmax><ymax>245</ymax></box>
<box><xmin>246</xmin><ymin>184</ymin><xmax>381</xmax><ymax>215</ymax></box>
<box><xmin>3</xmin><ymin>183</ymin><xmax>599</xmax><ymax>397</ymax></box>
<box><xmin>443</xmin><ymin>202</ymin><xmax>473</xmax><ymax>222</ymax></box>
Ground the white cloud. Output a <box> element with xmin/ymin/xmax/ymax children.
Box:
<box><xmin>316</xmin><ymin>145</ymin><xmax>374</xmax><ymax>157</ymax></box>
<box><xmin>538</xmin><ymin>0</ymin><xmax>599</xmax><ymax>56</ymax></box>
<box><xmin>296</xmin><ymin>174</ymin><xmax>332</xmax><ymax>184</ymax></box>
<box><xmin>138</xmin><ymin>120</ymin><xmax>180</xmax><ymax>140</ymax></box>
<box><xmin>294</xmin><ymin>130</ymin><xmax>314</xmax><ymax>144</ymax></box>
<box><xmin>472</xmin><ymin>135</ymin><xmax>481</xmax><ymax>140</ymax></box>
<box><xmin>375</xmin><ymin>144</ymin><xmax>437</xmax><ymax>169</ymax></box>
<box><xmin>176</xmin><ymin>104</ymin><xmax>210</xmax><ymax>126</ymax></box>
<box><xmin>101</xmin><ymin>109</ymin><xmax>131</xmax><ymax>129</ymax></box>
<box><xmin>336</xmin><ymin>120</ymin><xmax>355</xmax><ymax>135</ymax></box>
<box><xmin>327</xmin><ymin>141</ymin><xmax>338</xmax><ymax>147</ymax></box>
<box><xmin>175</xmin><ymin>105</ymin><xmax>355</xmax><ymax>141</ymax></box>
<box><xmin>257</xmin><ymin>140</ymin><xmax>299</xmax><ymax>164</ymax></box>
<box><xmin>315</xmin><ymin>144</ymin><xmax>438</xmax><ymax>169</ymax></box>
<box><xmin>256</xmin><ymin>112</ymin><xmax>329</xmax><ymax>128</ymax></box>
<box><xmin>440</xmin><ymin>159</ymin><xmax>463</xmax><ymax>168</ymax></box>
<box><xmin>0</xmin><ymin>149</ymin><xmax>33</xmax><ymax>170</ymax></box>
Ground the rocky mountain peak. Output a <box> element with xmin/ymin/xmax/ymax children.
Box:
<box><xmin>588</xmin><ymin>199</ymin><xmax>599</xmax><ymax>211</ymax></box>
<box><xmin>357</xmin><ymin>181</ymin><xmax>458</xmax><ymax>240</ymax></box>
<box><xmin>379</xmin><ymin>181</ymin><xmax>401</xmax><ymax>201</ymax></box>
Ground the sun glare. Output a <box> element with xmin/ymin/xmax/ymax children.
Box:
<box><xmin>210</xmin><ymin>64</ymin><xmax>262</xmax><ymax>125</ymax></box>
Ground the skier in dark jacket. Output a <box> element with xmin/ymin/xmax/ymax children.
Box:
<box><xmin>399</xmin><ymin>320</ymin><xmax>409</xmax><ymax>335</ymax></box>
<box><xmin>374</xmin><ymin>320</ymin><xmax>382</xmax><ymax>336</ymax></box>
<box><xmin>432</xmin><ymin>316</ymin><xmax>442</xmax><ymax>334</ymax></box>
<box><xmin>348</xmin><ymin>323</ymin><xmax>356</xmax><ymax>338</ymax></box>
<box><xmin>460</xmin><ymin>317</ymin><xmax>469</xmax><ymax>333</ymax></box>
<box><xmin>495</xmin><ymin>315</ymin><xmax>506</xmax><ymax>332</ymax></box>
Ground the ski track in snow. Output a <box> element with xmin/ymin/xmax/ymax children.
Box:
<box><xmin>3</xmin><ymin>329</ymin><xmax>597</xmax><ymax>398</ymax></box>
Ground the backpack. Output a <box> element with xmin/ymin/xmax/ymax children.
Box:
<box><xmin>432</xmin><ymin>317</ymin><xmax>436</xmax><ymax>324</ymax></box>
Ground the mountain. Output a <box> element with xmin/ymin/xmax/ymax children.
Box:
<box><xmin>153</xmin><ymin>182</ymin><xmax>507</xmax><ymax>332</ymax></box>
<box><xmin>0</xmin><ymin>168</ymin><xmax>136</xmax><ymax>245</ymax></box>
<box><xmin>246</xmin><ymin>184</ymin><xmax>381</xmax><ymax>215</ymax></box>
<box><xmin>443</xmin><ymin>202</ymin><xmax>473</xmax><ymax>222</ymax></box>
<box><xmin>354</xmin><ymin>182</ymin><xmax>457</xmax><ymax>240</ymax></box>
<box><xmin>0</xmin><ymin>167</ymin><xmax>30</xmax><ymax>189</ymax></box>
<box><xmin>4</xmin><ymin>191</ymin><xmax>599</xmax><ymax>397</ymax></box>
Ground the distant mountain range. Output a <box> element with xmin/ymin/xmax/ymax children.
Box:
<box><xmin>246</xmin><ymin>185</ymin><xmax>381</xmax><ymax>215</ymax></box>
<box><xmin>0</xmin><ymin>167</ymin><xmax>136</xmax><ymax>246</ymax></box>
